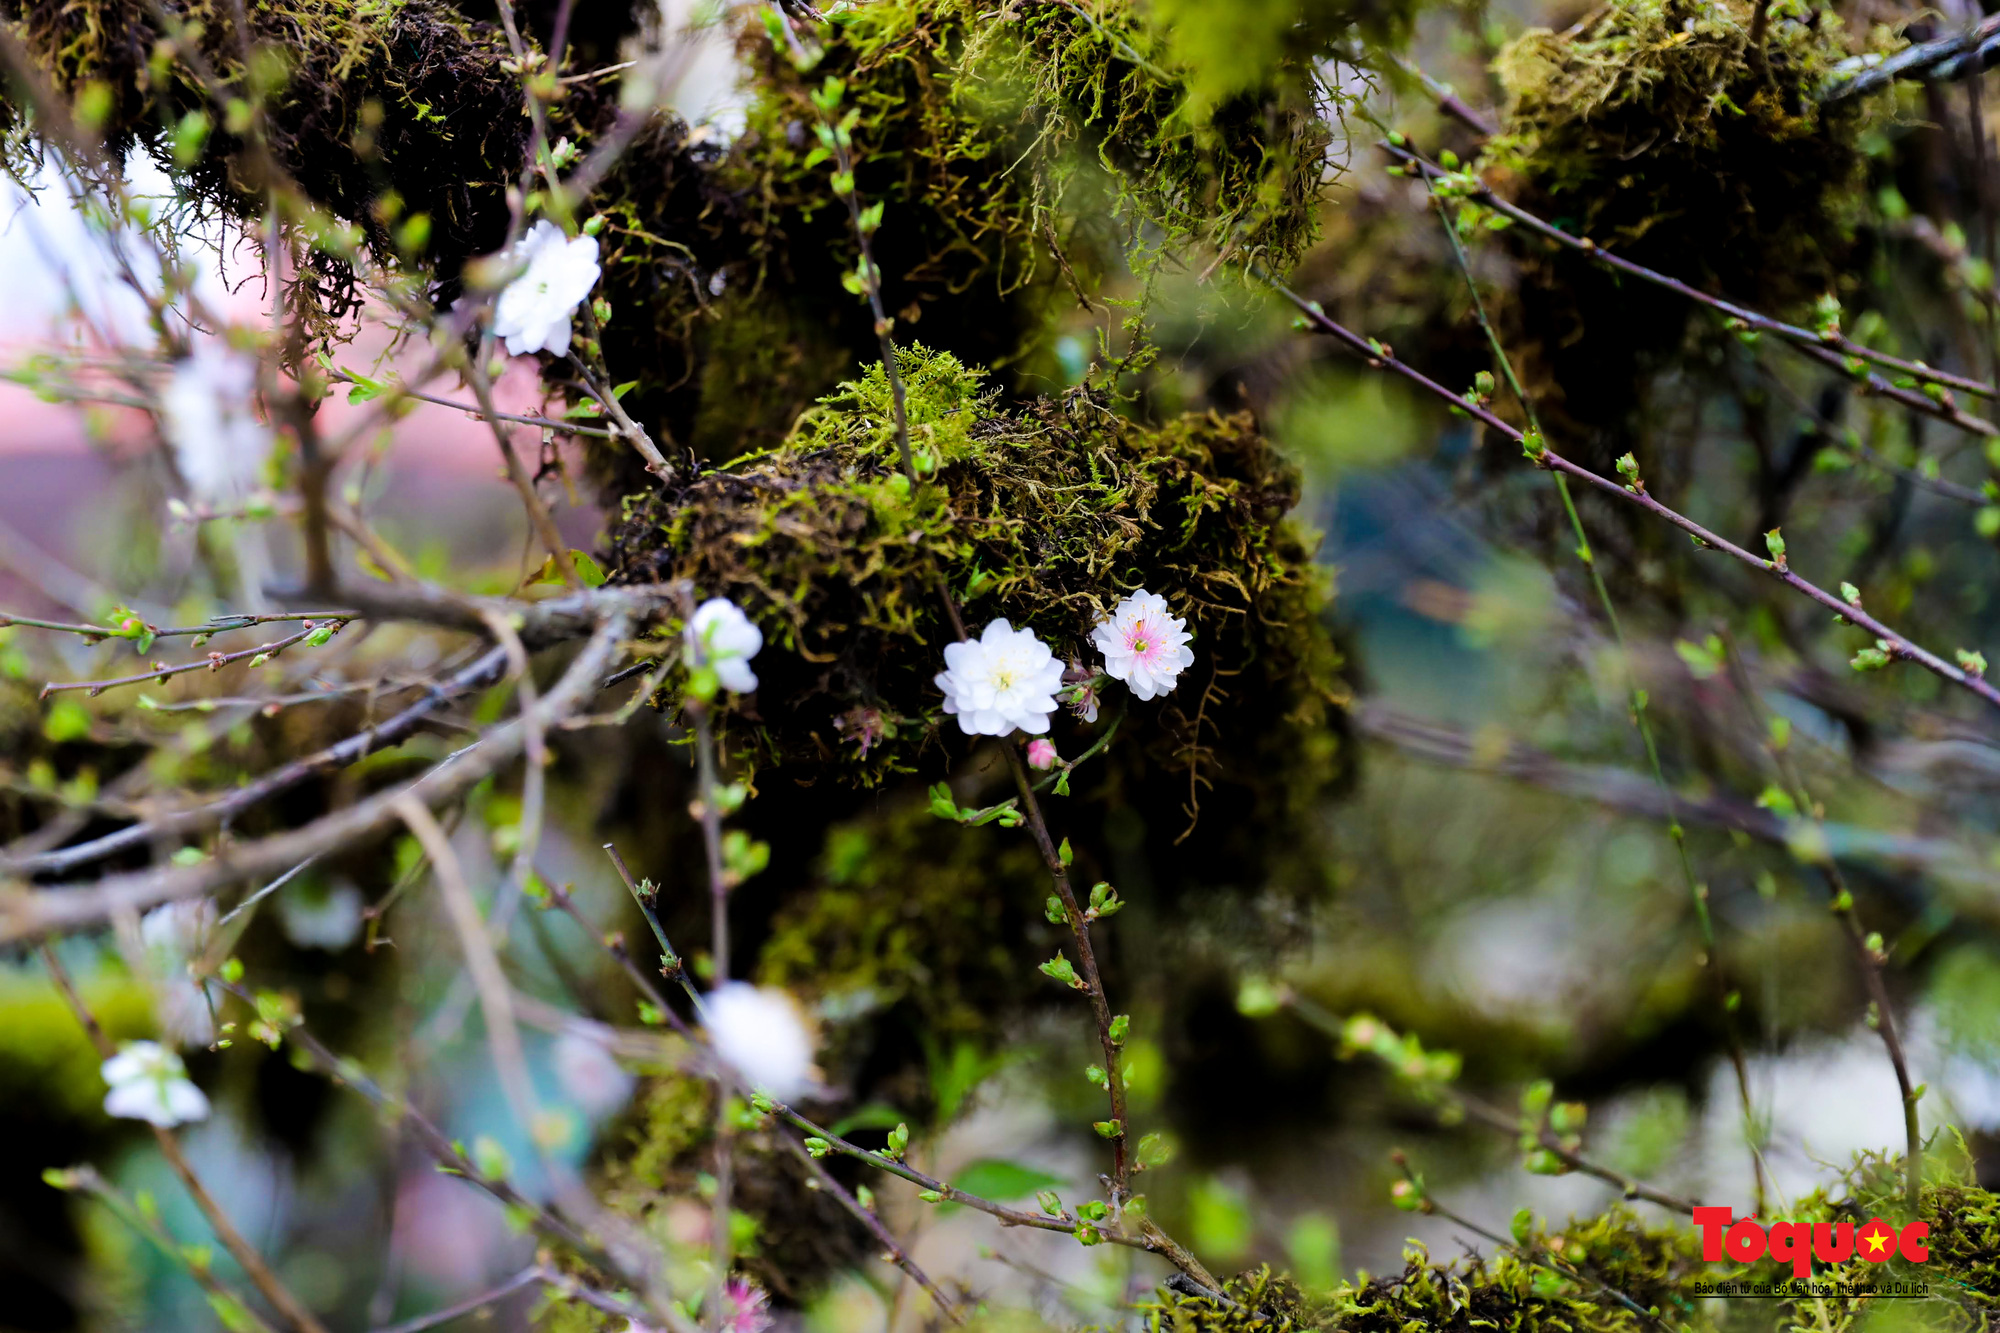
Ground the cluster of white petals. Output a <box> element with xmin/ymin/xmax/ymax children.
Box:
<box><xmin>936</xmin><ymin>619</ymin><xmax>1066</xmax><ymax>736</ymax></box>
<box><xmin>703</xmin><ymin>983</ymin><xmax>816</xmax><ymax>1101</ymax></box>
<box><xmin>492</xmin><ymin>220</ymin><xmax>601</xmax><ymax>357</ymax></box>
<box><xmin>1090</xmin><ymin>589</ymin><xmax>1195</xmax><ymax>701</ymax></box>
<box><xmin>688</xmin><ymin>597</ymin><xmax>764</xmax><ymax>693</ymax></box>
<box><xmin>933</xmin><ymin>592</ymin><xmax>1194</xmax><ymax>737</ymax></box>
<box><xmin>159</xmin><ymin>343</ymin><xmax>271</xmax><ymax>503</ymax></box>
<box><xmin>101</xmin><ymin>1041</ymin><xmax>209</xmax><ymax>1127</ymax></box>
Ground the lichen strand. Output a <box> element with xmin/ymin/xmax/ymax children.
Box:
<box><xmin>1478</xmin><ymin>0</ymin><xmax>1870</xmax><ymax>427</ymax></box>
<box><xmin>1149</xmin><ymin>1166</ymin><xmax>1999</xmax><ymax>1333</ymax></box>
<box><xmin>609</xmin><ymin>0</ymin><xmax>1334</xmax><ymax>463</ymax></box>
<box><xmin>611</xmin><ymin>346</ymin><xmax>1341</xmax><ymax>797</ymax></box>
<box><xmin>4</xmin><ymin>0</ymin><xmax>618</xmax><ymax>286</ymax></box>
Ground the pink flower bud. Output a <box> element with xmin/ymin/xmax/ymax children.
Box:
<box><xmin>1026</xmin><ymin>738</ymin><xmax>1058</xmax><ymax>770</ymax></box>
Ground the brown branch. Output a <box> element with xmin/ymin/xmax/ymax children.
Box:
<box><xmin>1384</xmin><ymin>141</ymin><xmax>2000</xmax><ymax>412</ymax></box>
<box><xmin>39</xmin><ymin>621</ymin><xmax>343</xmax><ymax>698</ymax></box>
<box><xmin>1003</xmin><ymin>747</ymin><xmax>1131</xmax><ymax>1197</ymax></box>
<box><xmin>6</xmin><ymin>645</ymin><xmax>512</xmax><ymax>877</ymax></box>
<box><xmin>778</xmin><ymin>1132</ymin><xmax>965</xmax><ymax>1324</ymax></box>
<box><xmin>0</xmin><ymin>614</ymin><xmax>628</xmax><ymax>941</ymax></box>
<box><xmin>1265</xmin><ymin>278</ymin><xmax>2000</xmax><ymax>716</ymax></box>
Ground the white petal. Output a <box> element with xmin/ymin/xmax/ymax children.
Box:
<box><xmin>714</xmin><ymin>659</ymin><xmax>758</xmax><ymax>694</ymax></box>
<box><xmin>704</xmin><ymin>983</ymin><xmax>815</xmax><ymax>1100</ymax></box>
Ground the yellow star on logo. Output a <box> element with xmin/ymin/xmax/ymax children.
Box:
<box><xmin>1864</xmin><ymin>1231</ymin><xmax>1889</xmax><ymax>1256</ymax></box>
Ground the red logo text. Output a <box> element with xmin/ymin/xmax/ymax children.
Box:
<box><xmin>1692</xmin><ymin>1208</ymin><xmax>1928</xmax><ymax>1279</ymax></box>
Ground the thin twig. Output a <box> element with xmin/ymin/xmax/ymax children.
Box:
<box><xmin>40</xmin><ymin>945</ymin><xmax>331</xmax><ymax>1333</ymax></box>
<box><xmin>7</xmin><ymin>645</ymin><xmax>511</xmax><ymax>877</ymax></box>
<box><xmin>0</xmin><ymin>616</ymin><xmax>629</xmax><ymax>941</ymax></box>
<box><xmin>39</xmin><ymin>621</ymin><xmax>341</xmax><ymax>698</ymax></box>
<box><xmin>1715</xmin><ymin>630</ymin><xmax>1923</xmax><ymax>1216</ymax></box>
<box><xmin>1386</xmin><ymin>141</ymin><xmax>2000</xmax><ymax>413</ymax></box>
<box><xmin>1421</xmin><ymin>189</ymin><xmax>1767</xmax><ymax>1211</ymax></box>
<box><xmin>779</xmin><ymin>1131</ymin><xmax>965</xmax><ymax>1324</ymax></box>
<box><xmin>1263</xmin><ymin>277</ymin><xmax>2000</xmax><ymax>717</ymax></box>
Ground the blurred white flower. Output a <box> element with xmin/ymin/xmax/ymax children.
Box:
<box><xmin>140</xmin><ymin>898</ymin><xmax>216</xmax><ymax>1048</ymax></box>
<box><xmin>279</xmin><ymin>880</ymin><xmax>363</xmax><ymax>951</ymax></box>
<box><xmin>101</xmin><ymin>1040</ymin><xmax>209</xmax><ymax>1127</ymax></box>
<box><xmin>552</xmin><ymin>1029</ymin><xmax>636</xmax><ymax>1119</ymax></box>
<box><xmin>1091</xmin><ymin>589</ymin><xmax>1194</xmax><ymax>701</ymax></box>
<box><xmin>492</xmin><ymin>220</ymin><xmax>600</xmax><ymax>357</ymax></box>
<box><xmin>703</xmin><ymin>983</ymin><xmax>816</xmax><ymax>1101</ymax></box>
<box><xmin>159</xmin><ymin>343</ymin><xmax>270</xmax><ymax>503</ymax></box>
<box><xmin>688</xmin><ymin>597</ymin><xmax>763</xmax><ymax>693</ymax></box>
<box><xmin>935</xmin><ymin>619</ymin><xmax>1065</xmax><ymax>736</ymax></box>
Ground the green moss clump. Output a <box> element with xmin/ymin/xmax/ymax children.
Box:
<box><xmin>611</xmin><ymin>346</ymin><xmax>1340</xmax><ymax>797</ymax></box>
<box><xmin>603</xmin><ymin>0</ymin><xmax>1336</xmax><ymax>460</ymax></box>
<box><xmin>9</xmin><ymin>0</ymin><xmax>580</xmax><ymax>267</ymax></box>
<box><xmin>751</xmin><ymin>793</ymin><xmax>1047</xmax><ymax>1105</ymax></box>
<box><xmin>1151</xmin><ymin>1164</ymin><xmax>1999</xmax><ymax>1333</ymax></box>
<box><xmin>1478</xmin><ymin>0</ymin><xmax>1873</xmax><ymax>426</ymax></box>
<box><xmin>734</xmin><ymin>0</ymin><xmax>1333</xmax><ymax>297</ymax></box>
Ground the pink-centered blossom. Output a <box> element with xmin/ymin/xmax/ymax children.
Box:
<box><xmin>1090</xmin><ymin>589</ymin><xmax>1194</xmax><ymax>701</ymax></box>
<box><xmin>1026</xmin><ymin>738</ymin><xmax>1058</xmax><ymax>770</ymax></box>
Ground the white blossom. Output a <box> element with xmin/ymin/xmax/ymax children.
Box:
<box><xmin>688</xmin><ymin>597</ymin><xmax>763</xmax><ymax>693</ymax></box>
<box><xmin>491</xmin><ymin>220</ymin><xmax>601</xmax><ymax>357</ymax></box>
<box><xmin>935</xmin><ymin>619</ymin><xmax>1065</xmax><ymax>736</ymax></box>
<box><xmin>1091</xmin><ymin>589</ymin><xmax>1194</xmax><ymax>701</ymax></box>
<box><xmin>159</xmin><ymin>343</ymin><xmax>270</xmax><ymax>503</ymax></box>
<box><xmin>703</xmin><ymin>983</ymin><xmax>816</xmax><ymax>1101</ymax></box>
<box><xmin>140</xmin><ymin>898</ymin><xmax>217</xmax><ymax>1048</ymax></box>
<box><xmin>101</xmin><ymin>1040</ymin><xmax>210</xmax><ymax>1127</ymax></box>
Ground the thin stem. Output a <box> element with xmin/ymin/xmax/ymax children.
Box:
<box><xmin>461</xmin><ymin>355</ymin><xmax>580</xmax><ymax>587</ymax></box>
<box><xmin>1262</xmin><ymin>276</ymin><xmax>2000</xmax><ymax>718</ymax></box>
<box><xmin>1003</xmin><ymin>746</ymin><xmax>1130</xmax><ymax>1198</ymax></box>
<box><xmin>602</xmin><ymin>842</ymin><xmax>700</xmax><ymax>1010</ymax></box>
<box><xmin>768</xmin><ymin>1101</ymin><xmax>1218</xmax><ymax>1289</ymax></box>
<box><xmin>7</xmin><ymin>644</ymin><xmax>510</xmax><ymax>877</ymax></box>
<box><xmin>366</xmin><ymin>1268</ymin><xmax>544</xmax><ymax>1333</ymax></box>
<box><xmin>779</xmin><ymin>1131</ymin><xmax>965</xmax><ymax>1323</ymax></box>
<box><xmin>39</xmin><ymin>621</ymin><xmax>343</xmax><ymax>698</ymax></box>
<box><xmin>40</xmin><ymin>945</ymin><xmax>331</xmax><ymax>1333</ymax></box>
<box><xmin>1284</xmin><ymin>991</ymin><xmax>1699</xmax><ymax>1213</ymax></box>
<box><xmin>1425</xmin><ymin>196</ymin><xmax>1768</xmax><ymax>1212</ymax></box>
<box><xmin>56</xmin><ymin>1165</ymin><xmax>281</xmax><ymax>1333</ymax></box>
<box><xmin>1385</xmin><ymin>141</ymin><xmax>2000</xmax><ymax>415</ymax></box>
<box><xmin>1715</xmin><ymin>631</ymin><xmax>1923</xmax><ymax>1215</ymax></box>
